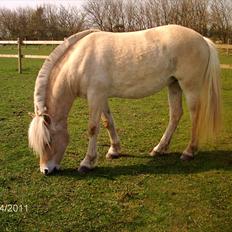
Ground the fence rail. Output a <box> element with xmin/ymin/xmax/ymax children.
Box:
<box><xmin>0</xmin><ymin>40</ymin><xmax>63</xmax><ymax>45</ymax></box>
<box><xmin>0</xmin><ymin>38</ymin><xmax>231</xmax><ymax>73</ymax></box>
<box><xmin>215</xmin><ymin>44</ymin><xmax>232</xmax><ymax>49</ymax></box>
<box><xmin>0</xmin><ymin>38</ymin><xmax>63</xmax><ymax>73</ymax></box>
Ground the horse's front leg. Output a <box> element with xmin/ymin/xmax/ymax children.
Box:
<box><xmin>101</xmin><ymin>101</ymin><xmax>121</xmax><ymax>159</ymax></box>
<box><xmin>78</xmin><ymin>93</ymin><xmax>104</xmax><ymax>174</ymax></box>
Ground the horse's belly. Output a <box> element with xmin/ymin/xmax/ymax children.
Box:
<box><xmin>110</xmin><ymin>73</ymin><xmax>171</xmax><ymax>98</ymax></box>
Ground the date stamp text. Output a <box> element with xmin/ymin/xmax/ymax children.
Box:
<box><xmin>0</xmin><ymin>204</ymin><xmax>28</xmax><ymax>213</ymax></box>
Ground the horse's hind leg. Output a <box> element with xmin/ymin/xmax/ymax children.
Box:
<box><xmin>180</xmin><ymin>93</ymin><xmax>199</xmax><ymax>161</ymax></box>
<box><xmin>150</xmin><ymin>80</ymin><xmax>183</xmax><ymax>156</ymax></box>
<box><xmin>101</xmin><ymin>102</ymin><xmax>121</xmax><ymax>159</ymax></box>
<box><xmin>78</xmin><ymin>92</ymin><xmax>105</xmax><ymax>173</ymax></box>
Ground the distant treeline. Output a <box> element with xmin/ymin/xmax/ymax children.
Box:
<box><xmin>0</xmin><ymin>0</ymin><xmax>231</xmax><ymax>43</ymax></box>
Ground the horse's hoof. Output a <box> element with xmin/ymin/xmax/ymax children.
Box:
<box><xmin>78</xmin><ymin>166</ymin><xmax>93</xmax><ymax>174</ymax></box>
<box><xmin>106</xmin><ymin>153</ymin><xmax>120</xmax><ymax>159</ymax></box>
<box><xmin>180</xmin><ymin>154</ymin><xmax>194</xmax><ymax>161</ymax></box>
<box><xmin>150</xmin><ymin>150</ymin><xmax>158</xmax><ymax>156</ymax></box>
<box><xmin>150</xmin><ymin>150</ymin><xmax>166</xmax><ymax>157</ymax></box>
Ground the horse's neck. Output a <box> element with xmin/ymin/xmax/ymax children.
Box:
<box><xmin>46</xmin><ymin>75</ymin><xmax>75</xmax><ymax>123</ymax></box>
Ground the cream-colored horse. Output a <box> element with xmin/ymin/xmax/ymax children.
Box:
<box><xmin>28</xmin><ymin>25</ymin><xmax>221</xmax><ymax>175</ymax></box>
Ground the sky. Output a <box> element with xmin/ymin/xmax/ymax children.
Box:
<box><xmin>0</xmin><ymin>0</ymin><xmax>86</xmax><ymax>9</ymax></box>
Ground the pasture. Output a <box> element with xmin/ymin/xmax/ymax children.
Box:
<box><xmin>0</xmin><ymin>46</ymin><xmax>232</xmax><ymax>231</ymax></box>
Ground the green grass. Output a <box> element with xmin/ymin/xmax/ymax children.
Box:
<box><xmin>0</xmin><ymin>45</ymin><xmax>55</xmax><ymax>55</ymax></box>
<box><xmin>0</xmin><ymin>47</ymin><xmax>232</xmax><ymax>232</ymax></box>
<box><xmin>219</xmin><ymin>53</ymin><xmax>232</xmax><ymax>64</ymax></box>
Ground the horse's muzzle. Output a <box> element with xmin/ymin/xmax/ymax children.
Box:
<box><xmin>40</xmin><ymin>161</ymin><xmax>60</xmax><ymax>175</ymax></box>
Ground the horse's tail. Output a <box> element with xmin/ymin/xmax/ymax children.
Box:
<box><xmin>196</xmin><ymin>37</ymin><xmax>222</xmax><ymax>142</ymax></box>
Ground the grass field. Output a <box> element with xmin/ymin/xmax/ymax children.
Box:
<box><xmin>0</xmin><ymin>46</ymin><xmax>232</xmax><ymax>231</ymax></box>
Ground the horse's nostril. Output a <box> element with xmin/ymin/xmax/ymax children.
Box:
<box><xmin>44</xmin><ymin>169</ymin><xmax>49</xmax><ymax>175</ymax></box>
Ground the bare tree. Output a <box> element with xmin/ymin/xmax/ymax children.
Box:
<box><xmin>84</xmin><ymin>0</ymin><xmax>107</xmax><ymax>30</ymax></box>
<box><xmin>56</xmin><ymin>5</ymin><xmax>86</xmax><ymax>38</ymax></box>
<box><xmin>0</xmin><ymin>0</ymin><xmax>231</xmax><ymax>41</ymax></box>
<box><xmin>0</xmin><ymin>5</ymin><xmax>86</xmax><ymax>40</ymax></box>
<box><xmin>28</xmin><ymin>7</ymin><xmax>48</xmax><ymax>39</ymax></box>
<box><xmin>0</xmin><ymin>8</ymin><xmax>32</xmax><ymax>39</ymax></box>
<box><xmin>210</xmin><ymin>0</ymin><xmax>232</xmax><ymax>42</ymax></box>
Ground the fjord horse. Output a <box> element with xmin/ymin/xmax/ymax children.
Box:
<box><xmin>28</xmin><ymin>25</ymin><xmax>221</xmax><ymax>174</ymax></box>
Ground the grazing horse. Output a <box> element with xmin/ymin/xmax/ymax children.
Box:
<box><xmin>28</xmin><ymin>25</ymin><xmax>221</xmax><ymax>175</ymax></box>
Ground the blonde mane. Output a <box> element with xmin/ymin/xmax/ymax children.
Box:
<box><xmin>29</xmin><ymin>29</ymin><xmax>100</xmax><ymax>155</ymax></box>
<box><xmin>34</xmin><ymin>29</ymin><xmax>100</xmax><ymax>116</ymax></box>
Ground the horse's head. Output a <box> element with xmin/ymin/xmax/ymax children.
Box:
<box><xmin>28</xmin><ymin>114</ymin><xmax>69</xmax><ymax>175</ymax></box>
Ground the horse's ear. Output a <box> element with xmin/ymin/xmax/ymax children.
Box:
<box><xmin>43</xmin><ymin>114</ymin><xmax>51</xmax><ymax>126</ymax></box>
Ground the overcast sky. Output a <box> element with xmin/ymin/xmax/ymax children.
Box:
<box><xmin>0</xmin><ymin>0</ymin><xmax>86</xmax><ymax>9</ymax></box>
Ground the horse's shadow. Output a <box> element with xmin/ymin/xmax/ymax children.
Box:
<box><xmin>55</xmin><ymin>150</ymin><xmax>232</xmax><ymax>179</ymax></box>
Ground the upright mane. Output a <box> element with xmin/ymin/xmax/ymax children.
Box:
<box><xmin>34</xmin><ymin>29</ymin><xmax>100</xmax><ymax>116</ymax></box>
<box><xmin>29</xmin><ymin>29</ymin><xmax>100</xmax><ymax>155</ymax></box>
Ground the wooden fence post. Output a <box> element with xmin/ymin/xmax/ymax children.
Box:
<box><xmin>17</xmin><ymin>37</ymin><xmax>22</xmax><ymax>74</ymax></box>
<box><xmin>227</xmin><ymin>38</ymin><xmax>231</xmax><ymax>56</ymax></box>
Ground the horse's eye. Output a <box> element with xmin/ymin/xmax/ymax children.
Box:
<box><xmin>43</xmin><ymin>115</ymin><xmax>51</xmax><ymax>126</ymax></box>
